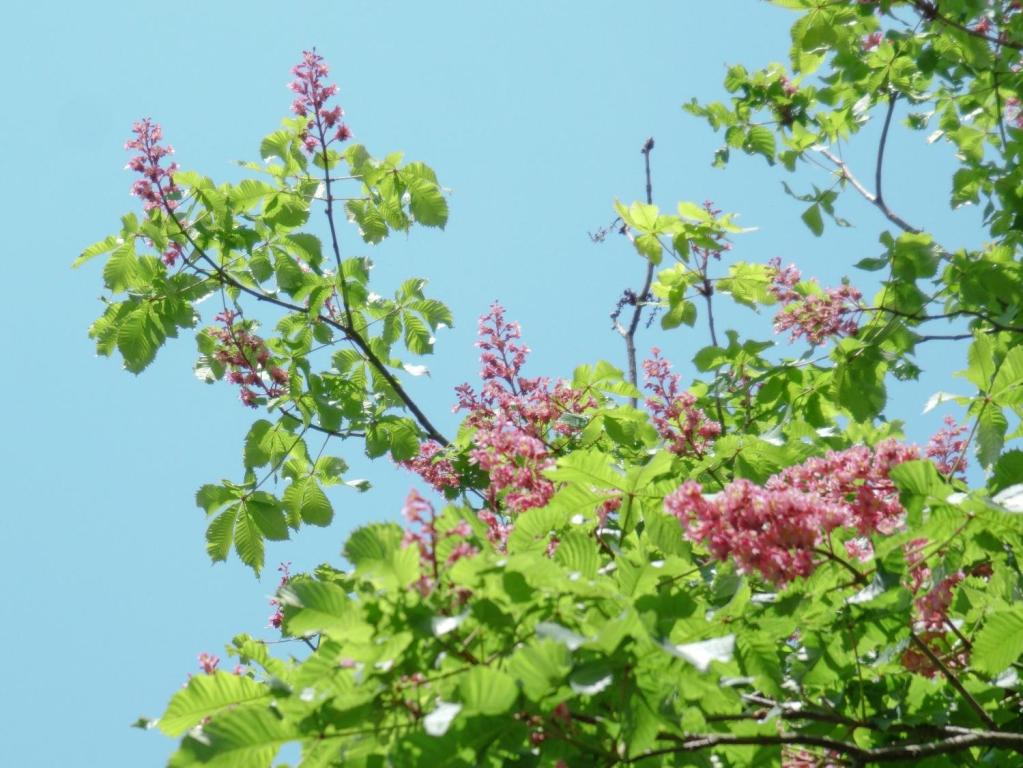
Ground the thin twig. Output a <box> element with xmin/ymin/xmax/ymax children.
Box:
<box><xmin>816</xmin><ymin>147</ymin><xmax>921</xmax><ymax>235</ymax></box>
<box><xmin>622</xmin><ymin>137</ymin><xmax>657</xmax><ymax>407</ymax></box>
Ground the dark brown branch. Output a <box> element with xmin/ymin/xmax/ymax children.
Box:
<box><xmin>159</xmin><ymin>189</ymin><xmax>449</xmax><ymax>446</ymax></box>
<box><xmin>627</xmin><ymin>729</ymin><xmax>1023</xmax><ymax>764</ymax></box>
<box><xmin>621</xmin><ymin>137</ymin><xmax>657</xmax><ymax>408</ymax></box>
<box><xmin>909</xmin><ymin>632</ymin><xmax>996</xmax><ymax>729</ymax></box>
<box><xmin>865</xmin><ymin>303</ymin><xmax>1023</xmax><ymax>335</ymax></box>
<box><xmin>816</xmin><ymin>147</ymin><xmax>921</xmax><ymax>235</ymax></box>
<box><xmin>312</xmin><ymin>110</ymin><xmax>356</xmax><ymax>330</ymax></box>
<box><xmin>874</xmin><ymin>93</ymin><xmax>897</xmax><ymax>214</ymax></box>
<box><xmin>911</xmin><ymin>1</ymin><xmax>1023</xmax><ymax>52</ymax></box>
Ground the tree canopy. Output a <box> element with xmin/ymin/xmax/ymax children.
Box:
<box><xmin>80</xmin><ymin>2</ymin><xmax>1023</xmax><ymax>765</ymax></box>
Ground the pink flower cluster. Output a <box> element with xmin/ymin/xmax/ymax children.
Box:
<box><xmin>399</xmin><ymin>440</ymin><xmax>459</xmax><ymax>493</ymax></box>
<box><xmin>450</xmin><ymin>304</ymin><xmax>595</xmax><ymax>515</ymax></box>
<box><xmin>209</xmin><ymin>310</ymin><xmax>289</xmax><ymax>407</ymax></box>
<box><xmin>288</xmin><ymin>50</ymin><xmax>352</xmax><ymax>154</ymax></box>
<box><xmin>267</xmin><ymin>562</ymin><xmax>291</xmax><ymax>630</ymax></box>
<box><xmin>926</xmin><ymin>416</ymin><xmax>969</xmax><ymax>479</ymax></box>
<box><xmin>1005</xmin><ymin>96</ymin><xmax>1023</xmax><ymax>129</ymax></box>
<box><xmin>665</xmin><ymin>439</ymin><xmax>918</xmax><ymax>584</ymax></box>
<box><xmin>401</xmin><ymin>490</ymin><xmax>478</xmax><ymax>594</ymax></box>
<box><xmin>198</xmin><ymin>652</ymin><xmax>219</xmax><ymax>675</ymax></box>
<box><xmin>642</xmin><ymin>348</ymin><xmax>721</xmax><ymax>457</ymax></box>
<box><xmin>898</xmin><ymin>538</ymin><xmax>973</xmax><ymax>676</ymax></box>
<box><xmin>768</xmin><ymin>258</ymin><xmax>862</xmax><ymax>346</ymax></box>
<box><xmin>125</xmin><ymin>119</ymin><xmax>184</xmax><ymax>265</ymax></box>
<box><xmin>125</xmin><ymin>118</ymin><xmax>179</xmax><ymax>212</ymax></box>
<box><xmin>861</xmin><ymin>31</ymin><xmax>883</xmax><ymax>50</ymax></box>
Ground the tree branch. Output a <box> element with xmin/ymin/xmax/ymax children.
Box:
<box><xmin>911</xmin><ymin>1</ymin><xmax>1023</xmax><ymax>52</ymax></box>
<box><xmin>816</xmin><ymin>146</ymin><xmax>922</xmax><ymax>235</ymax></box>
<box><xmin>159</xmin><ymin>188</ymin><xmax>449</xmax><ymax>446</ymax></box>
<box><xmin>621</xmin><ymin>137</ymin><xmax>657</xmax><ymax>408</ymax></box>
<box><xmin>626</xmin><ymin>728</ymin><xmax>1023</xmax><ymax>764</ymax></box>
<box><xmin>909</xmin><ymin>632</ymin><xmax>996</xmax><ymax>729</ymax></box>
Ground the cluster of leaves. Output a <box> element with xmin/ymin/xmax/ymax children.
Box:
<box><xmin>79</xmin><ymin>3</ymin><xmax>1023</xmax><ymax>765</ymax></box>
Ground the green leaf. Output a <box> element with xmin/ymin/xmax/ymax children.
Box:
<box><xmin>508</xmin><ymin>640</ymin><xmax>571</xmax><ymax>700</ymax></box>
<box><xmin>993</xmin><ymin>451</ymin><xmax>1023</xmax><ymax>494</ymax></box>
<box><xmin>279</xmin><ymin>579</ymin><xmax>360</xmax><ymax>637</ymax></box>
<box><xmin>346</xmin><ymin>200</ymin><xmax>388</xmax><ymax>244</ymax></box>
<box><xmin>196</xmin><ymin>484</ymin><xmax>237</xmax><ymax>516</ymax></box>
<box><xmin>458</xmin><ymin>667</ymin><xmax>518</xmax><ymax>715</ymax></box>
<box><xmin>965</xmin><ymin>334</ymin><xmax>997</xmax><ymax>391</ymax></box>
<box><xmin>103</xmin><ymin>243</ymin><xmax>158</xmax><ymax>292</ymax></box>
<box><xmin>234</xmin><ymin>508</ymin><xmax>266</xmax><ymax>575</ymax></box>
<box><xmin>405</xmin><ymin>175</ymin><xmax>448</xmax><ymax>228</ymax></box>
<box><xmin>170</xmin><ymin>706</ymin><xmax>296</xmax><ymax>768</ymax></box>
<box><xmin>243</xmin><ymin>496</ymin><xmax>289</xmax><ymax>541</ymax></box>
<box><xmin>745</xmin><ymin>125</ymin><xmax>776</xmax><ymax>162</ymax></box>
<box><xmin>206</xmin><ymin>505</ymin><xmax>239</xmax><ymax>563</ymax></box>
<box><xmin>660</xmin><ymin>300</ymin><xmax>696</xmax><ymax>329</ymax></box>
<box><xmin>74</xmin><ymin>233</ymin><xmax>121</xmax><ymax>268</ymax></box>
<box><xmin>992</xmin><ymin>347</ymin><xmax>1023</xmax><ymax>405</ymax></box>
<box><xmin>344</xmin><ymin>523</ymin><xmax>404</xmax><ymax>565</ymax></box>
<box><xmin>403</xmin><ymin>312</ymin><xmax>433</xmax><ymax>355</ymax></box>
<box><xmin>801</xmin><ymin>204</ymin><xmax>824</xmax><ymax>237</ymax></box>
<box><xmin>160</xmin><ymin>672</ymin><xmax>270</xmax><ymax>737</ymax></box>
<box><xmin>282</xmin><ymin>477</ymin><xmax>334</xmax><ymax>527</ymax></box>
<box><xmin>243</xmin><ymin>420</ymin><xmax>273</xmax><ymax>469</ymax></box>
<box><xmin>833</xmin><ymin>350</ymin><xmax>886</xmax><ymax>421</ymax></box>
<box><xmin>554</xmin><ymin>531</ymin><xmax>599</xmax><ymax>578</ymax></box>
<box><xmin>117</xmin><ymin>304</ymin><xmax>166</xmax><ymax>374</ymax></box>
<box><xmin>976</xmin><ymin>405</ymin><xmax>1008</xmax><ymax>469</ymax></box>
<box><xmin>973</xmin><ymin>608</ymin><xmax>1023</xmax><ymax>674</ymax></box>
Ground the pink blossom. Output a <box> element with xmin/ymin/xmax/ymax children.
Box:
<box><xmin>125</xmin><ymin>118</ymin><xmax>180</xmax><ymax>214</ymax></box>
<box><xmin>209</xmin><ymin>311</ymin><xmax>288</xmax><ymax>407</ymax></box>
<box><xmin>926</xmin><ymin>416</ymin><xmax>968</xmax><ymax>479</ymax></box>
<box><xmin>288</xmin><ymin>50</ymin><xmax>352</xmax><ymax>155</ymax></box>
<box><xmin>861</xmin><ymin>31</ymin><xmax>883</xmax><ymax>51</ymax></box>
<box><xmin>844</xmin><ymin>538</ymin><xmax>874</xmax><ymax>563</ymax></box>
<box><xmin>400</xmin><ymin>491</ymin><xmax>479</xmax><ymax>593</ymax></box>
<box><xmin>198</xmin><ymin>652</ymin><xmax>220</xmax><ymax>675</ymax></box>
<box><xmin>400</xmin><ymin>440</ymin><xmax>460</xmax><ymax>492</ymax></box>
<box><xmin>451</xmin><ymin>303</ymin><xmax>595</xmax><ymax>517</ymax></box>
<box><xmin>267</xmin><ymin>562</ymin><xmax>290</xmax><ymax>630</ymax></box>
<box><xmin>666</xmin><ymin>440</ymin><xmax>918</xmax><ymax>584</ymax></box>
<box><xmin>642</xmin><ymin>349</ymin><xmax>721</xmax><ymax>457</ymax></box>
<box><xmin>915</xmin><ymin>571</ymin><xmax>964</xmax><ymax>631</ymax></box>
<box><xmin>768</xmin><ymin>258</ymin><xmax>862</xmax><ymax>346</ymax></box>
<box><xmin>766</xmin><ymin>439</ymin><xmax>919</xmax><ymax>536</ymax></box>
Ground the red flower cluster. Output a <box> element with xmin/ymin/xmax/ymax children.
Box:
<box><xmin>209</xmin><ymin>310</ymin><xmax>289</xmax><ymax>407</ymax></box>
<box><xmin>401</xmin><ymin>490</ymin><xmax>478</xmax><ymax>594</ymax></box>
<box><xmin>768</xmin><ymin>258</ymin><xmax>862</xmax><ymax>346</ymax></box>
<box><xmin>642</xmin><ymin>348</ymin><xmax>721</xmax><ymax>457</ymax></box>
<box><xmin>288</xmin><ymin>50</ymin><xmax>352</xmax><ymax>154</ymax></box>
<box><xmin>926</xmin><ymin>415</ymin><xmax>969</xmax><ymax>479</ymax></box>
<box><xmin>666</xmin><ymin>440</ymin><xmax>918</xmax><ymax>584</ymax></box>
<box><xmin>267</xmin><ymin>562</ymin><xmax>290</xmax><ymax>630</ymax></box>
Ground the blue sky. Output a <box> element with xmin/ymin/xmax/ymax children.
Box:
<box><xmin>2</xmin><ymin>2</ymin><xmax>984</xmax><ymax>765</ymax></box>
